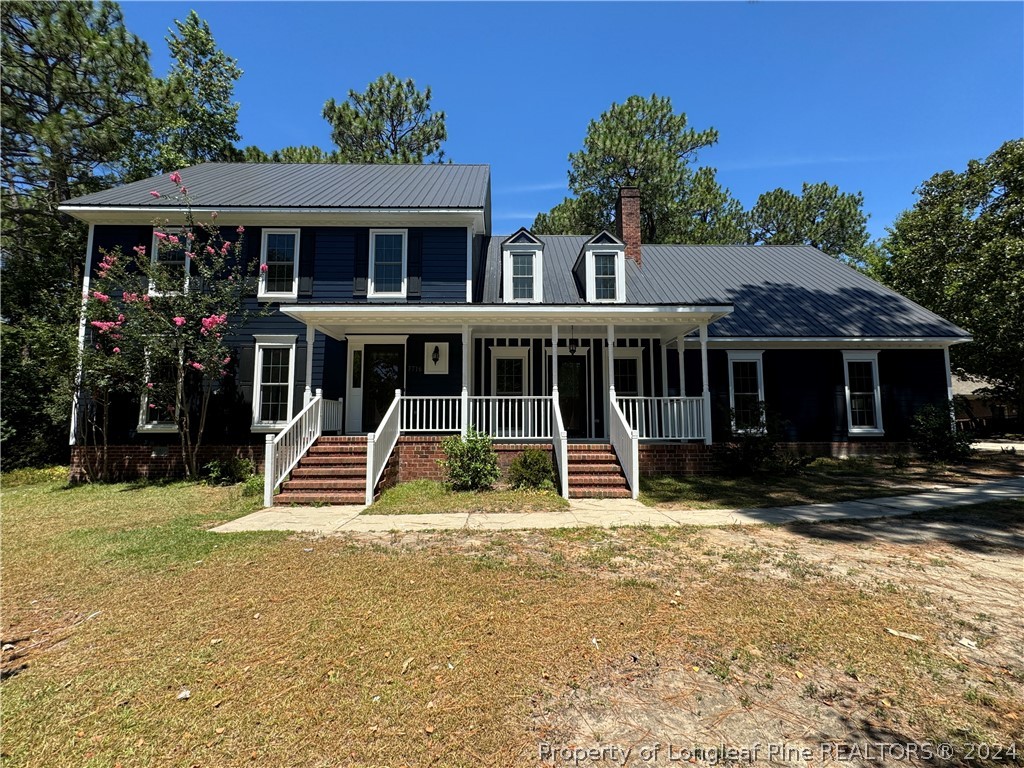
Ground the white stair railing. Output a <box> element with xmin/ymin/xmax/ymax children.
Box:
<box><xmin>609</xmin><ymin>395</ymin><xmax>640</xmax><ymax>500</ymax></box>
<box><xmin>466</xmin><ymin>396</ymin><xmax>552</xmax><ymax>439</ymax></box>
<box><xmin>551</xmin><ymin>392</ymin><xmax>569</xmax><ymax>499</ymax></box>
<box><xmin>400</xmin><ymin>395</ymin><xmax>461</xmax><ymax>432</ymax></box>
<box><xmin>263</xmin><ymin>389</ymin><xmax>340</xmax><ymax>507</ymax></box>
<box><xmin>617</xmin><ymin>396</ymin><xmax>705</xmax><ymax>440</ymax></box>
<box><xmin>365</xmin><ymin>389</ymin><xmax>402</xmax><ymax>506</ymax></box>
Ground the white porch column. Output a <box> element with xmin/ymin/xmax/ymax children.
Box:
<box><xmin>944</xmin><ymin>345</ymin><xmax>955</xmax><ymax>430</ymax></box>
<box><xmin>700</xmin><ymin>323</ymin><xmax>712</xmax><ymax>445</ymax></box>
<box><xmin>303</xmin><ymin>323</ymin><xmax>315</xmax><ymax>406</ymax></box>
<box><xmin>676</xmin><ymin>334</ymin><xmax>687</xmax><ymax>397</ymax></box>
<box><xmin>606</xmin><ymin>324</ymin><xmax>616</xmax><ymax>402</ymax></box>
<box><xmin>69</xmin><ymin>223</ymin><xmax>96</xmax><ymax>446</ymax></box>
<box><xmin>461</xmin><ymin>324</ymin><xmax>470</xmax><ymax>437</ymax></box>
<box><xmin>551</xmin><ymin>325</ymin><xmax>559</xmax><ymax>392</ymax></box>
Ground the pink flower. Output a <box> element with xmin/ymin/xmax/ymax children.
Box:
<box><xmin>173</xmin><ymin>316</ymin><xmax>186</xmax><ymax>327</ymax></box>
<box><xmin>123</xmin><ymin>292</ymin><xmax>138</xmax><ymax>303</ymax></box>
<box><xmin>112</xmin><ymin>347</ymin><xmax>120</xmax><ymax>354</ymax></box>
<box><xmin>223</xmin><ymin>356</ymin><xmax>231</xmax><ymax>365</ymax></box>
<box><xmin>168</xmin><ymin>235</ymin><xmax>180</xmax><ymax>244</ymax></box>
<box><xmin>236</xmin><ymin>226</ymin><xmax>245</xmax><ymax>234</ymax></box>
<box><xmin>149</xmin><ymin>191</ymin><xmax>160</xmax><ymax>198</ymax></box>
<box><xmin>259</xmin><ymin>263</ymin><xmax>269</xmax><ymax>273</ymax></box>
<box><xmin>190</xmin><ymin>362</ymin><xmax>204</xmax><ymax>371</ymax></box>
<box><xmin>117</xmin><ymin>313</ymin><xmax>125</xmax><ymax>322</ymax></box>
<box><xmin>180</xmin><ymin>187</ymin><xmax>187</xmax><ymax>195</ymax></box>
<box><xmin>169</xmin><ymin>171</ymin><xmax>182</xmax><ymax>185</ymax></box>
<box><xmin>146</xmin><ymin>382</ymin><xmax>154</xmax><ymax>389</ymax></box>
<box><xmin>154</xmin><ymin>231</ymin><xmax>168</xmax><ymax>240</ymax></box>
<box><xmin>91</xmin><ymin>291</ymin><xmax>109</xmax><ymax>303</ymax></box>
<box><xmin>133</xmin><ymin>245</ymin><xmax>147</xmax><ymax>256</ymax></box>
<box><xmin>149</xmin><ymin>404</ymin><xmax>156</xmax><ymax>409</ymax></box>
<box><xmin>205</xmin><ymin>245</ymin><xmax>215</xmax><ymax>255</ymax></box>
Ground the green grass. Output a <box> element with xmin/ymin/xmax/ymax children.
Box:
<box><xmin>639</xmin><ymin>453</ymin><xmax>1024</xmax><ymax>509</ymax></box>
<box><xmin>367</xmin><ymin>479</ymin><xmax>569</xmax><ymax>515</ymax></box>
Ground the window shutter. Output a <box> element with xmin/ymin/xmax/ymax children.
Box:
<box><xmin>407</xmin><ymin>275</ymin><xmax>421</xmax><ymax>298</ymax></box>
<box><xmin>299</xmin><ymin>229</ymin><xmax>314</xmax><ymax>296</ymax></box>
<box><xmin>353</xmin><ymin>230</ymin><xmax>369</xmax><ymax>298</ymax></box>
<box><xmin>299</xmin><ymin>276</ymin><xmax>313</xmax><ymax>296</ymax></box>
<box><xmin>238</xmin><ymin>345</ymin><xmax>256</xmax><ymax>408</ymax></box>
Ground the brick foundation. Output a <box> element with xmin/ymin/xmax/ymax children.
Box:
<box><xmin>638</xmin><ymin>443</ymin><xmax>717</xmax><ymax>476</ymax></box>
<box><xmin>69</xmin><ymin>444</ymin><xmax>264</xmax><ymax>483</ymax></box>
<box><xmin>395</xmin><ymin>435</ymin><xmax>551</xmax><ymax>483</ymax></box>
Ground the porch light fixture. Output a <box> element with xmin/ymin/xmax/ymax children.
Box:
<box><xmin>431</xmin><ymin>345</ymin><xmax>441</xmax><ymax>365</ymax></box>
<box><xmin>569</xmin><ymin>326</ymin><xmax>578</xmax><ymax>356</ymax></box>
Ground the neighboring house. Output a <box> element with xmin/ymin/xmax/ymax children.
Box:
<box><xmin>953</xmin><ymin>375</ymin><xmax>1020</xmax><ymax>433</ymax></box>
<box><xmin>60</xmin><ymin>163</ymin><xmax>970</xmax><ymax>503</ymax></box>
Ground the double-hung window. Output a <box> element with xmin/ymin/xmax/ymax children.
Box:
<box><xmin>150</xmin><ymin>229</ymin><xmax>190</xmax><ymax>295</ymax></box>
<box><xmin>843</xmin><ymin>351</ymin><xmax>883</xmax><ymax>434</ymax></box>
<box><xmin>503</xmin><ymin>248</ymin><xmax>542</xmax><ymax>302</ymax></box>
<box><xmin>613</xmin><ymin>357</ymin><xmax>641</xmax><ymax>397</ymax></box>
<box><xmin>369</xmin><ymin>229</ymin><xmax>407</xmax><ymax>298</ymax></box>
<box><xmin>259</xmin><ymin>229</ymin><xmax>300</xmax><ymax>301</ymax></box>
<box><xmin>594</xmin><ymin>254</ymin><xmax>618</xmax><ymax>300</ymax></box>
<box><xmin>727</xmin><ymin>351</ymin><xmax>765</xmax><ymax>432</ymax></box>
<box><xmin>138</xmin><ymin>358</ymin><xmax>178</xmax><ymax>432</ymax></box>
<box><xmin>252</xmin><ymin>336</ymin><xmax>296</xmax><ymax>429</ymax></box>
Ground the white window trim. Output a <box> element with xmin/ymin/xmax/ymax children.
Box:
<box><xmin>368</xmin><ymin>228</ymin><xmax>408</xmax><ymax>299</ymax></box>
<box><xmin>610</xmin><ymin>347</ymin><xmax>644</xmax><ymax>397</ymax></box>
<box><xmin>585</xmin><ymin>247</ymin><xmax>626</xmax><ymax>303</ymax></box>
<box><xmin>502</xmin><ymin>247</ymin><xmax>543</xmax><ymax>303</ymax></box>
<box><xmin>842</xmin><ymin>350</ymin><xmax>884</xmax><ymax>435</ymax></box>
<box><xmin>258</xmin><ymin>228</ymin><xmax>300</xmax><ymax>301</ymax></box>
<box><xmin>490</xmin><ymin>347</ymin><xmax>531</xmax><ymax>396</ymax></box>
<box><xmin>252</xmin><ymin>335</ymin><xmax>297</xmax><ymax>432</ymax></box>
<box><xmin>727</xmin><ymin>350</ymin><xmax>765</xmax><ymax>433</ymax></box>
<box><xmin>148</xmin><ymin>228</ymin><xmax>191</xmax><ymax>296</ymax></box>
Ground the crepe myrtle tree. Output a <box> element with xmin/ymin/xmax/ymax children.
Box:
<box><xmin>81</xmin><ymin>171</ymin><xmax>263</xmax><ymax>479</ymax></box>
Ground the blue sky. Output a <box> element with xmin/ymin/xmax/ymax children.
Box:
<box><xmin>120</xmin><ymin>1</ymin><xmax>1022</xmax><ymax>240</ymax></box>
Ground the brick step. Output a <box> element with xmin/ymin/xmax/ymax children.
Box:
<box><xmin>569</xmin><ymin>488</ymin><xmax>632</xmax><ymax>499</ymax></box>
<box><xmin>567</xmin><ymin>473</ymin><xmax>629</xmax><ymax>486</ymax></box>
<box><xmin>316</xmin><ymin>436</ymin><xmax>367</xmax><ymax>444</ymax></box>
<box><xmin>274</xmin><ymin>491</ymin><xmax>366</xmax><ymax>506</ymax></box>
<box><xmin>282</xmin><ymin>478</ymin><xmax>366</xmax><ymax>491</ymax></box>
<box><xmin>567</xmin><ymin>444</ymin><xmax>615</xmax><ymax>453</ymax></box>
<box><xmin>566</xmin><ymin>461</ymin><xmax>623</xmax><ymax>473</ymax></box>
<box><xmin>298</xmin><ymin>456</ymin><xmax>367</xmax><ymax>467</ymax></box>
<box><xmin>290</xmin><ymin>466</ymin><xmax>366</xmax><ymax>478</ymax></box>
<box><xmin>308</xmin><ymin>444</ymin><xmax>367</xmax><ymax>455</ymax></box>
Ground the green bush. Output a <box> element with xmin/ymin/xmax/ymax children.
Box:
<box><xmin>910</xmin><ymin>403</ymin><xmax>972</xmax><ymax>461</ymax></box>
<box><xmin>241</xmin><ymin>473</ymin><xmax>264</xmax><ymax>498</ymax></box>
<box><xmin>203</xmin><ymin>456</ymin><xmax>256</xmax><ymax>485</ymax></box>
<box><xmin>438</xmin><ymin>428</ymin><xmax>500</xmax><ymax>491</ymax></box>
<box><xmin>508</xmin><ymin>448</ymin><xmax>555</xmax><ymax>490</ymax></box>
<box><xmin>715</xmin><ymin>405</ymin><xmax>808</xmax><ymax>476</ymax></box>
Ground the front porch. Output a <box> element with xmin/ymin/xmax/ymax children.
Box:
<box><xmin>267</xmin><ymin>305</ymin><xmax>732</xmax><ymax>505</ymax></box>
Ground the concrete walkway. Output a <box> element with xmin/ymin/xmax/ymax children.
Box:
<box><xmin>210</xmin><ymin>476</ymin><xmax>1024</xmax><ymax>535</ymax></box>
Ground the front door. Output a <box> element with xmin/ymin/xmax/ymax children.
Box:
<box><xmin>362</xmin><ymin>345</ymin><xmax>404</xmax><ymax>432</ymax></box>
<box><xmin>557</xmin><ymin>356</ymin><xmax>587</xmax><ymax>438</ymax></box>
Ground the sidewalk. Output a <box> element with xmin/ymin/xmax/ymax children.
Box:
<box><xmin>210</xmin><ymin>476</ymin><xmax>1024</xmax><ymax>535</ymax></box>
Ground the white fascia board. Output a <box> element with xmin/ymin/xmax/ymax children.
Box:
<box><xmin>702</xmin><ymin>336</ymin><xmax>971</xmax><ymax>348</ymax></box>
<box><xmin>57</xmin><ymin>205</ymin><xmax>487</xmax><ymax>231</ymax></box>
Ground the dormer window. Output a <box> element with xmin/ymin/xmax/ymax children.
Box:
<box><xmin>576</xmin><ymin>231</ymin><xmax>626</xmax><ymax>303</ymax></box>
<box><xmin>501</xmin><ymin>228</ymin><xmax>543</xmax><ymax>304</ymax></box>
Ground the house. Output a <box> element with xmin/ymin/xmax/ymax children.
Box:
<box><xmin>953</xmin><ymin>375</ymin><xmax>1020</xmax><ymax>433</ymax></box>
<box><xmin>60</xmin><ymin>163</ymin><xmax>970</xmax><ymax>503</ymax></box>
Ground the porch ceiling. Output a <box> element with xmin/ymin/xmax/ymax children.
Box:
<box><xmin>280</xmin><ymin>304</ymin><xmax>734</xmax><ymax>342</ymax></box>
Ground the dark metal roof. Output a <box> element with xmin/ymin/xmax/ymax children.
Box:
<box><xmin>482</xmin><ymin>236</ymin><xmax>969</xmax><ymax>339</ymax></box>
<box><xmin>61</xmin><ymin>162</ymin><xmax>490</xmax><ymax>210</ymax></box>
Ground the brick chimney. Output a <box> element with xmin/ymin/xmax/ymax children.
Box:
<box><xmin>615</xmin><ymin>186</ymin><xmax>642</xmax><ymax>267</ymax></box>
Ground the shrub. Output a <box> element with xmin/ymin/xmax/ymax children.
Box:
<box><xmin>508</xmin><ymin>448</ymin><xmax>555</xmax><ymax>490</ymax></box>
<box><xmin>910</xmin><ymin>403</ymin><xmax>972</xmax><ymax>461</ymax></box>
<box><xmin>715</xmin><ymin>404</ymin><xmax>808</xmax><ymax>476</ymax></box>
<box><xmin>203</xmin><ymin>456</ymin><xmax>256</xmax><ymax>485</ymax></box>
<box><xmin>241</xmin><ymin>473</ymin><xmax>264</xmax><ymax>498</ymax></box>
<box><xmin>438</xmin><ymin>428</ymin><xmax>500</xmax><ymax>491</ymax></box>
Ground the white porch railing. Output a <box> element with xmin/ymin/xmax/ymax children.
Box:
<box><xmin>609</xmin><ymin>396</ymin><xmax>639</xmax><ymax>500</ymax></box>
<box><xmin>617</xmin><ymin>396</ymin><xmax>705</xmax><ymax>440</ymax></box>
<box><xmin>400</xmin><ymin>396</ymin><xmax>461</xmax><ymax>432</ymax></box>
<box><xmin>366</xmin><ymin>389</ymin><xmax>402</xmax><ymax>506</ymax></box>
<box><xmin>264</xmin><ymin>389</ymin><xmax>343</xmax><ymax>507</ymax></box>
<box><xmin>466</xmin><ymin>396</ymin><xmax>553</xmax><ymax>439</ymax></box>
<box><xmin>551</xmin><ymin>393</ymin><xmax>569</xmax><ymax>499</ymax></box>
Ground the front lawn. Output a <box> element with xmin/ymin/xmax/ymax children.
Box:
<box><xmin>2</xmin><ymin>472</ymin><xmax>1021</xmax><ymax>767</ymax></box>
<box><xmin>368</xmin><ymin>479</ymin><xmax>569</xmax><ymax>515</ymax></box>
<box><xmin>640</xmin><ymin>452</ymin><xmax>1024</xmax><ymax>509</ymax></box>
